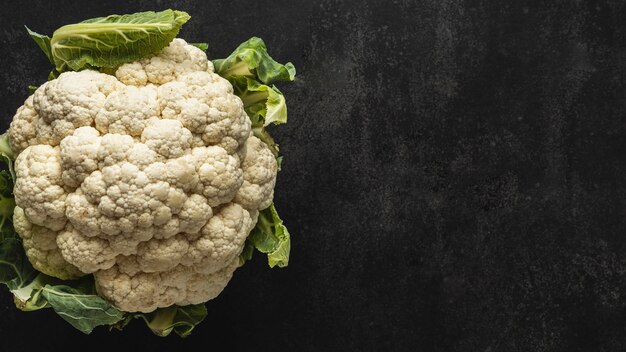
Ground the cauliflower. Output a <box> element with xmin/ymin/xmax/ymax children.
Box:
<box><xmin>0</xmin><ymin>9</ymin><xmax>294</xmax><ymax>337</ymax></box>
<box><xmin>8</xmin><ymin>39</ymin><xmax>278</xmax><ymax>313</ymax></box>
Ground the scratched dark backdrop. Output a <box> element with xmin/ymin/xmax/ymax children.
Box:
<box><xmin>1</xmin><ymin>0</ymin><xmax>626</xmax><ymax>351</ymax></box>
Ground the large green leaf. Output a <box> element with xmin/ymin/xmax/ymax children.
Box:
<box><xmin>43</xmin><ymin>9</ymin><xmax>189</xmax><ymax>72</ymax></box>
<box><xmin>41</xmin><ymin>284</ymin><xmax>125</xmax><ymax>334</ymax></box>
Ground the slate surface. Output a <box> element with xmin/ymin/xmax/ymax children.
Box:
<box><xmin>0</xmin><ymin>1</ymin><xmax>625</xmax><ymax>351</ymax></box>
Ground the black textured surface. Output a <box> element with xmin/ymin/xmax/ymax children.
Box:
<box><xmin>1</xmin><ymin>0</ymin><xmax>626</xmax><ymax>351</ymax></box>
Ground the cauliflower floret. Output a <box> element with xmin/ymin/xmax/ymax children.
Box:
<box><xmin>14</xmin><ymin>145</ymin><xmax>67</xmax><ymax>230</ymax></box>
<box><xmin>95</xmin><ymin>257</ymin><xmax>239</xmax><ymax>313</ymax></box>
<box><xmin>94</xmin><ymin>258</ymin><xmax>194</xmax><ymax>313</ymax></box>
<box><xmin>182</xmin><ymin>203</ymin><xmax>256</xmax><ymax>274</ymax></box>
<box><xmin>60</xmin><ymin>127</ymin><xmax>101</xmax><ymax>188</ymax></box>
<box><xmin>8</xmin><ymin>96</ymin><xmax>39</xmax><ymax>154</ymax></box>
<box><xmin>234</xmin><ymin>136</ymin><xmax>278</xmax><ymax>210</ymax></box>
<box><xmin>33</xmin><ymin>71</ymin><xmax>123</xmax><ymax>145</ymax></box>
<box><xmin>8</xmin><ymin>38</ymin><xmax>280</xmax><ymax>313</ymax></box>
<box><xmin>179</xmin><ymin>258</ymin><xmax>239</xmax><ymax>306</ymax></box>
<box><xmin>13</xmin><ymin>207</ymin><xmax>84</xmax><ymax>280</ymax></box>
<box><xmin>116</xmin><ymin>38</ymin><xmax>209</xmax><ymax>86</ymax></box>
<box><xmin>56</xmin><ymin>226</ymin><xmax>117</xmax><ymax>273</ymax></box>
<box><xmin>177</xmin><ymin>194</ymin><xmax>212</xmax><ymax>233</ymax></box>
<box><xmin>136</xmin><ymin>234</ymin><xmax>189</xmax><ymax>272</ymax></box>
<box><xmin>7</xmin><ymin>85</ymin><xmax>70</xmax><ymax>155</ymax></box>
<box><xmin>158</xmin><ymin>72</ymin><xmax>250</xmax><ymax>154</ymax></box>
<box><xmin>141</xmin><ymin>118</ymin><xmax>192</xmax><ymax>158</ymax></box>
<box><xmin>95</xmin><ymin>84</ymin><xmax>159</xmax><ymax>136</ymax></box>
<box><xmin>192</xmin><ymin>146</ymin><xmax>243</xmax><ymax>207</ymax></box>
<box><xmin>114</xmin><ymin>62</ymin><xmax>148</xmax><ymax>87</ymax></box>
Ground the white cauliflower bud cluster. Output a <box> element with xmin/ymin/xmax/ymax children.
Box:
<box><xmin>8</xmin><ymin>39</ymin><xmax>279</xmax><ymax>313</ymax></box>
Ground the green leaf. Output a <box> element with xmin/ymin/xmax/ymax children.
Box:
<box><xmin>132</xmin><ymin>304</ymin><xmax>208</xmax><ymax>337</ymax></box>
<box><xmin>49</xmin><ymin>9</ymin><xmax>190</xmax><ymax>72</ymax></box>
<box><xmin>276</xmin><ymin>156</ymin><xmax>283</xmax><ymax>171</ymax></box>
<box><xmin>227</xmin><ymin>77</ymin><xmax>288</xmax><ymax>158</ymax></box>
<box><xmin>248</xmin><ymin>204</ymin><xmax>291</xmax><ymax>268</ymax></box>
<box><xmin>11</xmin><ymin>273</ymin><xmax>59</xmax><ymax>311</ymax></box>
<box><xmin>41</xmin><ymin>283</ymin><xmax>125</xmax><ymax>334</ymax></box>
<box><xmin>0</xmin><ymin>134</ymin><xmax>16</xmax><ymax>185</ymax></box>
<box><xmin>25</xmin><ymin>26</ymin><xmax>54</xmax><ymax>64</ymax></box>
<box><xmin>27</xmin><ymin>85</ymin><xmax>38</xmax><ymax>94</ymax></box>
<box><xmin>0</xmin><ymin>239</ymin><xmax>37</xmax><ymax>289</ymax></box>
<box><xmin>0</xmin><ymin>133</ymin><xmax>15</xmax><ymax>162</ymax></box>
<box><xmin>47</xmin><ymin>69</ymin><xmax>60</xmax><ymax>80</ymax></box>
<box><xmin>0</xmin><ymin>239</ymin><xmax>51</xmax><ymax>311</ymax></box>
<box><xmin>0</xmin><ymin>170</ymin><xmax>15</xmax><ymax>231</ymax></box>
<box><xmin>239</xmin><ymin>239</ymin><xmax>254</xmax><ymax>265</ymax></box>
<box><xmin>0</xmin><ymin>138</ymin><xmax>16</xmax><ymax>244</ymax></box>
<box><xmin>190</xmin><ymin>42</ymin><xmax>208</xmax><ymax>51</ymax></box>
<box><xmin>213</xmin><ymin>37</ymin><xmax>295</xmax><ymax>85</ymax></box>
<box><xmin>0</xmin><ymin>197</ymin><xmax>15</xmax><ymax>238</ymax></box>
<box><xmin>232</xmin><ymin>77</ymin><xmax>288</xmax><ymax>127</ymax></box>
<box><xmin>214</xmin><ymin>37</ymin><xmax>295</xmax><ymax>160</ymax></box>
<box><xmin>0</xmin><ymin>171</ymin><xmax>12</xmax><ymax>197</ymax></box>
<box><xmin>0</xmin><ymin>244</ymin><xmax>71</xmax><ymax>312</ymax></box>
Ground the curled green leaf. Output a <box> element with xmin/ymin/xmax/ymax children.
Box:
<box><xmin>215</xmin><ymin>37</ymin><xmax>295</xmax><ymax>161</ymax></box>
<box><xmin>247</xmin><ymin>204</ymin><xmax>291</xmax><ymax>268</ymax></box>
<box><xmin>213</xmin><ymin>37</ymin><xmax>295</xmax><ymax>85</ymax></box>
<box><xmin>232</xmin><ymin>77</ymin><xmax>288</xmax><ymax>127</ymax></box>
<box><xmin>228</xmin><ymin>77</ymin><xmax>288</xmax><ymax>157</ymax></box>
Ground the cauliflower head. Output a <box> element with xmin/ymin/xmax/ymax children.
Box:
<box><xmin>8</xmin><ymin>39</ymin><xmax>278</xmax><ymax>313</ymax></box>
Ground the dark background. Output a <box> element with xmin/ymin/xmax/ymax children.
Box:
<box><xmin>1</xmin><ymin>0</ymin><xmax>625</xmax><ymax>351</ymax></box>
